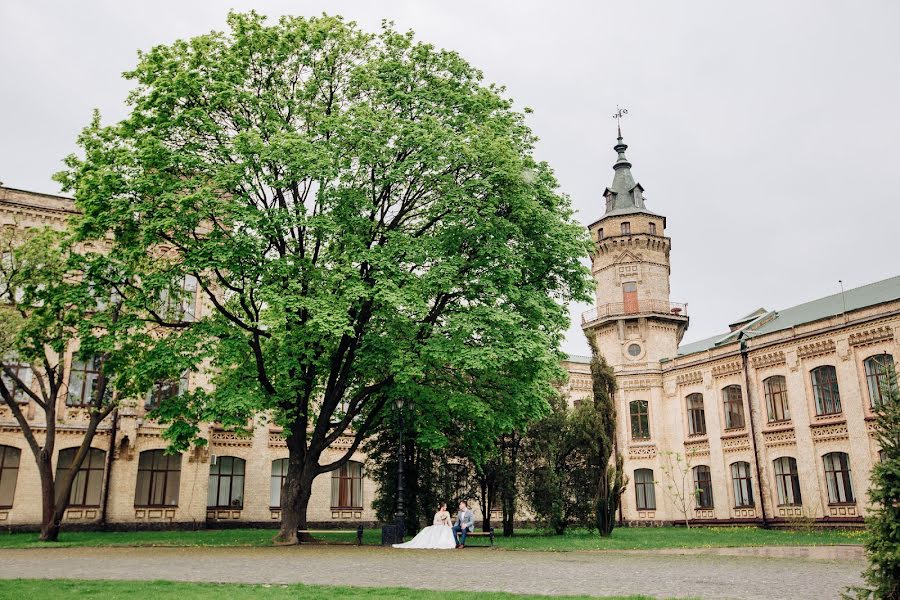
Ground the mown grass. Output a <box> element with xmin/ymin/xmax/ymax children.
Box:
<box><xmin>0</xmin><ymin>579</ymin><xmax>657</xmax><ymax>600</ymax></box>
<box><xmin>0</xmin><ymin>525</ymin><xmax>864</xmax><ymax>551</ymax></box>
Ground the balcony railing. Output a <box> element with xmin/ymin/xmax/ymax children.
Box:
<box><xmin>582</xmin><ymin>300</ymin><xmax>688</xmax><ymax>324</ymax></box>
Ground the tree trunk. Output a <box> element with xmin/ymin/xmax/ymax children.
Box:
<box><xmin>37</xmin><ymin>453</ymin><xmax>59</xmax><ymax>542</ymax></box>
<box><xmin>275</xmin><ymin>442</ymin><xmax>319</xmax><ymax>545</ymax></box>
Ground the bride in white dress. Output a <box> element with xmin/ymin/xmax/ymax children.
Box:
<box><xmin>392</xmin><ymin>503</ymin><xmax>457</xmax><ymax>549</ymax></box>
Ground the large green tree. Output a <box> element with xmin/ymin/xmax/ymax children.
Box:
<box><xmin>58</xmin><ymin>12</ymin><xmax>590</xmax><ymax>543</ymax></box>
<box><xmin>0</xmin><ymin>228</ymin><xmax>173</xmax><ymax>541</ymax></box>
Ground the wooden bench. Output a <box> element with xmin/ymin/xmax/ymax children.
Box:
<box><xmin>297</xmin><ymin>526</ymin><xmax>364</xmax><ymax>545</ymax></box>
<box><xmin>462</xmin><ymin>527</ymin><xmax>495</xmax><ymax>546</ymax></box>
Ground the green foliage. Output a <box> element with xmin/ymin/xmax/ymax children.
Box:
<box><xmin>848</xmin><ymin>363</ymin><xmax>900</xmax><ymax>600</ymax></box>
<box><xmin>522</xmin><ymin>396</ymin><xmax>600</xmax><ymax>534</ymax></box>
<box><xmin>587</xmin><ymin>348</ymin><xmax>623</xmax><ymax>537</ymax></box>
<box><xmin>57</xmin><ymin>11</ymin><xmax>591</xmax><ymax>536</ymax></box>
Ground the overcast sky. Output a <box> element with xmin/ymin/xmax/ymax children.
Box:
<box><xmin>2</xmin><ymin>1</ymin><xmax>899</xmax><ymax>356</ymax></box>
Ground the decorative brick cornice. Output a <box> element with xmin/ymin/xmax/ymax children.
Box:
<box><xmin>622</xmin><ymin>378</ymin><xmax>657</xmax><ymax>391</ymax></box>
<box><xmin>751</xmin><ymin>351</ymin><xmax>786</xmax><ymax>369</ymax></box>
<box><xmin>848</xmin><ymin>325</ymin><xmax>894</xmax><ymax>348</ymax></box>
<box><xmin>676</xmin><ymin>371</ymin><xmax>703</xmax><ymax>386</ymax></box>
<box><xmin>797</xmin><ymin>339</ymin><xmax>836</xmax><ymax>359</ymax></box>
<box><xmin>763</xmin><ymin>428</ymin><xmax>796</xmax><ymax>447</ymax></box>
<box><xmin>628</xmin><ymin>444</ymin><xmax>657</xmax><ymax>460</ymax></box>
<box><xmin>722</xmin><ymin>433</ymin><xmax>751</xmax><ymax>453</ymax></box>
<box><xmin>210</xmin><ymin>430</ymin><xmax>253</xmax><ymax>448</ymax></box>
<box><xmin>684</xmin><ymin>438</ymin><xmax>710</xmax><ymax>457</ymax></box>
<box><xmin>810</xmin><ymin>422</ymin><xmax>849</xmax><ymax>443</ymax></box>
<box><xmin>711</xmin><ymin>360</ymin><xmax>742</xmax><ymax>379</ymax></box>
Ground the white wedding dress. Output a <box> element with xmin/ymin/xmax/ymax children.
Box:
<box><xmin>392</xmin><ymin>510</ymin><xmax>457</xmax><ymax>549</ymax></box>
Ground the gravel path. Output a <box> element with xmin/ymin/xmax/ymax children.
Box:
<box><xmin>0</xmin><ymin>545</ymin><xmax>865</xmax><ymax>599</ymax></box>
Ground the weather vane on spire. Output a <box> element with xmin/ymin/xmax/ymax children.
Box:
<box><xmin>613</xmin><ymin>106</ymin><xmax>628</xmax><ymax>138</ymax></box>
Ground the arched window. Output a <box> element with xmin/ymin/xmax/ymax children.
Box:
<box><xmin>270</xmin><ymin>458</ymin><xmax>289</xmax><ymax>508</ymax></box>
<box><xmin>135</xmin><ymin>450</ymin><xmax>181</xmax><ymax>507</ymax></box>
<box><xmin>730</xmin><ymin>461</ymin><xmax>754</xmax><ymax>508</ymax></box>
<box><xmin>207</xmin><ymin>456</ymin><xmax>246</xmax><ymax>509</ymax></box>
<box><xmin>810</xmin><ymin>366</ymin><xmax>841</xmax><ymax>415</ymax></box>
<box><xmin>629</xmin><ymin>400</ymin><xmax>650</xmax><ymax>439</ymax></box>
<box><xmin>864</xmin><ymin>354</ymin><xmax>894</xmax><ymax>407</ymax></box>
<box><xmin>0</xmin><ymin>445</ymin><xmax>21</xmax><ymax>508</ymax></box>
<box><xmin>722</xmin><ymin>385</ymin><xmax>745</xmax><ymax>429</ymax></box>
<box><xmin>763</xmin><ymin>376</ymin><xmax>790</xmax><ymax>422</ymax></box>
<box><xmin>693</xmin><ymin>465</ymin><xmax>714</xmax><ymax>509</ymax></box>
<box><xmin>331</xmin><ymin>461</ymin><xmax>363</xmax><ymax>510</ymax></box>
<box><xmin>56</xmin><ymin>447</ymin><xmax>106</xmax><ymax>507</ymax></box>
<box><xmin>686</xmin><ymin>393</ymin><xmax>706</xmax><ymax>436</ymax></box>
<box><xmin>823</xmin><ymin>452</ymin><xmax>854</xmax><ymax>504</ymax></box>
<box><xmin>773</xmin><ymin>457</ymin><xmax>802</xmax><ymax>506</ymax></box>
<box><xmin>634</xmin><ymin>468</ymin><xmax>656</xmax><ymax>510</ymax></box>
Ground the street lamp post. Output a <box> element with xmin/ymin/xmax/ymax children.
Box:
<box><xmin>394</xmin><ymin>397</ymin><xmax>405</xmax><ymax>538</ymax></box>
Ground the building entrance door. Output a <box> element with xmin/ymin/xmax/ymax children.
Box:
<box><xmin>623</xmin><ymin>282</ymin><xmax>638</xmax><ymax>313</ymax></box>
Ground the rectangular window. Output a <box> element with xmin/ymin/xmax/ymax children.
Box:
<box><xmin>764</xmin><ymin>376</ymin><xmax>790</xmax><ymax>422</ymax></box>
<box><xmin>686</xmin><ymin>394</ymin><xmax>706</xmax><ymax>436</ymax></box>
<box><xmin>1</xmin><ymin>360</ymin><xmax>32</xmax><ymax>404</ymax></box>
<box><xmin>722</xmin><ymin>385</ymin><xmax>745</xmax><ymax>429</ymax></box>
<box><xmin>134</xmin><ymin>450</ymin><xmax>181</xmax><ymax>507</ymax></box>
<box><xmin>730</xmin><ymin>461</ymin><xmax>754</xmax><ymax>508</ymax></box>
<box><xmin>865</xmin><ymin>354</ymin><xmax>894</xmax><ymax>407</ymax></box>
<box><xmin>145</xmin><ymin>372</ymin><xmax>189</xmax><ymax>411</ymax></box>
<box><xmin>0</xmin><ymin>445</ymin><xmax>21</xmax><ymax>508</ymax></box>
<box><xmin>774</xmin><ymin>457</ymin><xmax>802</xmax><ymax>506</ymax></box>
<box><xmin>823</xmin><ymin>452</ymin><xmax>854</xmax><ymax>504</ymax></box>
<box><xmin>67</xmin><ymin>355</ymin><xmax>102</xmax><ymax>407</ymax></box>
<box><xmin>621</xmin><ymin>222</ymin><xmax>631</xmax><ymax>235</ymax></box>
<box><xmin>649</xmin><ymin>222</ymin><xmax>657</xmax><ymax>235</ymax></box>
<box><xmin>634</xmin><ymin>469</ymin><xmax>656</xmax><ymax>510</ymax></box>
<box><xmin>693</xmin><ymin>465</ymin><xmax>714</xmax><ymax>509</ymax></box>
<box><xmin>270</xmin><ymin>458</ymin><xmax>289</xmax><ymax>508</ymax></box>
<box><xmin>207</xmin><ymin>456</ymin><xmax>245</xmax><ymax>509</ymax></box>
<box><xmin>55</xmin><ymin>448</ymin><xmax>106</xmax><ymax>507</ymax></box>
<box><xmin>811</xmin><ymin>366</ymin><xmax>841</xmax><ymax>415</ymax></box>
<box><xmin>331</xmin><ymin>462</ymin><xmax>363</xmax><ymax>509</ymax></box>
<box><xmin>630</xmin><ymin>400</ymin><xmax>650</xmax><ymax>439</ymax></box>
<box><xmin>598</xmin><ymin>228</ymin><xmax>604</xmax><ymax>240</ymax></box>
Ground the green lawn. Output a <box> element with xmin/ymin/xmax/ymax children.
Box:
<box><xmin>0</xmin><ymin>579</ymin><xmax>655</xmax><ymax>600</ymax></box>
<box><xmin>0</xmin><ymin>525</ymin><xmax>864</xmax><ymax>551</ymax></box>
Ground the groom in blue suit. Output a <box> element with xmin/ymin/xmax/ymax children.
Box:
<box><xmin>452</xmin><ymin>501</ymin><xmax>474</xmax><ymax>548</ymax></box>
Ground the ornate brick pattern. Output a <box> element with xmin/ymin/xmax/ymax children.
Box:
<box><xmin>848</xmin><ymin>325</ymin><xmax>894</xmax><ymax>347</ymax></box>
<box><xmin>797</xmin><ymin>339</ymin><xmax>836</xmax><ymax>359</ymax></box>
<box><xmin>751</xmin><ymin>350</ymin><xmax>786</xmax><ymax>369</ymax></box>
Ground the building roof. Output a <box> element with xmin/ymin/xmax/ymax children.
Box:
<box><xmin>565</xmin><ymin>354</ymin><xmax>592</xmax><ymax>364</ymax></box>
<box><xmin>676</xmin><ymin>275</ymin><xmax>900</xmax><ymax>357</ymax></box>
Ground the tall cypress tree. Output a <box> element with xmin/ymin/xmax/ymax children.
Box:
<box><xmin>589</xmin><ymin>340</ymin><xmax>625</xmax><ymax>537</ymax></box>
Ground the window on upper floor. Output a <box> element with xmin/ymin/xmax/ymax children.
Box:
<box><xmin>686</xmin><ymin>393</ymin><xmax>706</xmax><ymax>436</ymax></box>
<box><xmin>810</xmin><ymin>365</ymin><xmax>841</xmax><ymax>416</ymax></box>
<box><xmin>134</xmin><ymin>450</ymin><xmax>181</xmax><ymax>507</ymax></box>
<box><xmin>864</xmin><ymin>354</ymin><xmax>895</xmax><ymax>407</ymax></box>
<box><xmin>634</xmin><ymin>468</ymin><xmax>656</xmax><ymax>510</ymax></box>
<box><xmin>145</xmin><ymin>372</ymin><xmax>189</xmax><ymax>411</ymax></box>
<box><xmin>621</xmin><ymin>222</ymin><xmax>631</xmax><ymax>235</ymax></box>
<box><xmin>763</xmin><ymin>376</ymin><xmax>790</xmax><ymax>422</ymax></box>
<box><xmin>823</xmin><ymin>452</ymin><xmax>854</xmax><ymax>504</ymax></box>
<box><xmin>693</xmin><ymin>465</ymin><xmax>714</xmax><ymax>509</ymax></box>
<box><xmin>773</xmin><ymin>456</ymin><xmax>802</xmax><ymax>506</ymax></box>
<box><xmin>1</xmin><ymin>358</ymin><xmax>32</xmax><ymax>404</ymax></box>
<box><xmin>56</xmin><ymin>447</ymin><xmax>106</xmax><ymax>508</ymax></box>
<box><xmin>331</xmin><ymin>461</ymin><xmax>363</xmax><ymax>510</ymax></box>
<box><xmin>730</xmin><ymin>461</ymin><xmax>754</xmax><ymax>508</ymax></box>
<box><xmin>722</xmin><ymin>385</ymin><xmax>745</xmax><ymax>429</ymax></box>
<box><xmin>629</xmin><ymin>400</ymin><xmax>650</xmax><ymax>440</ymax></box>
<box><xmin>159</xmin><ymin>274</ymin><xmax>199</xmax><ymax>322</ymax></box>
<box><xmin>598</xmin><ymin>228</ymin><xmax>604</xmax><ymax>240</ymax></box>
<box><xmin>0</xmin><ymin>445</ymin><xmax>21</xmax><ymax>508</ymax></box>
<box><xmin>208</xmin><ymin>456</ymin><xmax>246</xmax><ymax>509</ymax></box>
<box><xmin>648</xmin><ymin>222</ymin><xmax>657</xmax><ymax>235</ymax></box>
<box><xmin>67</xmin><ymin>355</ymin><xmax>103</xmax><ymax>407</ymax></box>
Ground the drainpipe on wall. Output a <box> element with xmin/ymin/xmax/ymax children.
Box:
<box><xmin>740</xmin><ymin>339</ymin><xmax>768</xmax><ymax>528</ymax></box>
<box><xmin>99</xmin><ymin>408</ymin><xmax>119</xmax><ymax>528</ymax></box>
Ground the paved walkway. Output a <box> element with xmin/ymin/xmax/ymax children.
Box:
<box><xmin>0</xmin><ymin>545</ymin><xmax>865</xmax><ymax>599</ymax></box>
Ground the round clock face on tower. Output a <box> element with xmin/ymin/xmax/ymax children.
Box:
<box><xmin>627</xmin><ymin>343</ymin><xmax>642</xmax><ymax>357</ymax></box>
